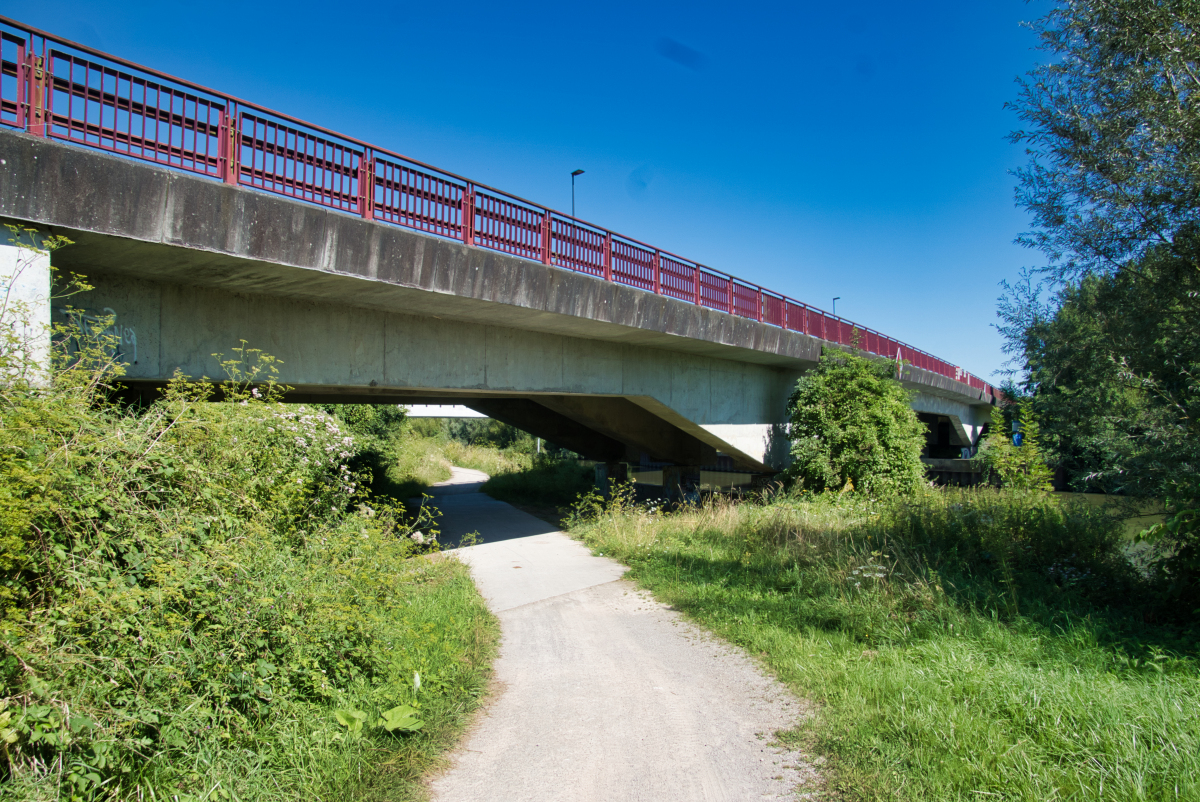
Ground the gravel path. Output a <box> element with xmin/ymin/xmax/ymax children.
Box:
<box><xmin>427</xmin><ymin>468</ymin><xmax>818</xmax><ymax>801</ymax></box>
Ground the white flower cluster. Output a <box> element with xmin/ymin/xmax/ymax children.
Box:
<box><xmin>264</xmin><ymin>406</ymin><xmax>359</xmax><ymax>495</ymax></box>
<box><xmin>850</xmin><ymin>561</ymin><xmax>889</xmax><ymax>588</ymax></box>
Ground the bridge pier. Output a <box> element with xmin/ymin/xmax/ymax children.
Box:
<box><xmin>0</xmin><ymin>236</ymin><xmax>51</xmax><ymax>384</ymax></box>
<box><xmin>594</xmin><ymin>462</ymin><xmax>629</xmax><ymax>499</ymax></box>
<box><xmin>662</xmin><ymin>466</ymin><xmax>703</xmax><ymax>505</ymax></box>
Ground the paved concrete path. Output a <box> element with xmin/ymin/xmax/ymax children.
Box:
<box><xmin>427</xmin><ymin>469</ymin><xmax>816</xmax><ymax>802</ymax></box>
<box><xmin>423</xmin><ymin>468</ymin><xmax>559</xmax><ymax>547</ymax></box>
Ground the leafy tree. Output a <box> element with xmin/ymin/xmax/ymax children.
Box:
<box><xmin>1008</xmin><ymin>0</ymin><xmax>1200</xmax><ymax>281</ymax></box>
<box><xmin>980</xmin><ymin>401</ymin><xmax>1055</xmax><ymax>491</ymax></box>
<box><xmin>1002</xmin><ymin>241</ymin><xmax>1199</xmax><ymax>495</ymax></box>
<box><xmin>1004</xmin><ymin>0</ymin><xmax>1200</xmax><ymax>608</ymax></box>
<box><xmin>785</xmin><ymin>347</ymin><xmax>926</xmax><ymax>495</ymax></box>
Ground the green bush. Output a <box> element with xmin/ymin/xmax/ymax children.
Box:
<box><xmin>0</xmin><ymin>317</ymin><xmax>496</xmax><ymax>798</ymax></box>
<box><xmin>979</xmin><ymin>401</ymin><xmax>1054</xmax><ymax>491</ymax></box>
<box><xmin>785</xmin><ymin>346</ymin><xmax>927</xmax><ymax>495</ymax></box>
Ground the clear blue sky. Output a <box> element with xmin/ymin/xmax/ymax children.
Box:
<box><xmin>4</xmin><ymin>0</ymin><xmax>1049</xmax><ymax>381</ymax></box>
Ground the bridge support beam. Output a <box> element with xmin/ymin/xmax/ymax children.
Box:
<box><xmin>594</xmin><ymin>462</ymin><xmax>629</xmax><ymax>499</ymax></box>
<box><xmin>662</xmin><ymin>466</ymin><xmax>702</xmax><ymax>505</ymax></box>
<box><xmin>465</xmin><ymin>399</ymin><xmax>627</xmax><ymax>463</ymax></box>
<box><xmin>0</xmin><ymin>235</ymin><xmax>51</xmax><ymax>385</ymax></box>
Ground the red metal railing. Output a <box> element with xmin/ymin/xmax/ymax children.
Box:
<box><xmin>0</xmin><ymin>15</ymin><xmax>997</xmax><ymax>399</ymax></box>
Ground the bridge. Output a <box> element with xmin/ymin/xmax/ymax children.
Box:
<box><xmin>0</xmin><ymin>17</ymin><xmax>996</xmax><ymax>485</ymax></box>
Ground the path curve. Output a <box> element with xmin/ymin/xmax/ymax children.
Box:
<box><xmin>427</xmin><ymin>468</ymin><xmax>817</xmax><ymax>801</ymax></box>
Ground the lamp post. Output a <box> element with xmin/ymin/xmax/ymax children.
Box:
<box><xmin>833</xmin><ymin>296</ymin><xmax>841</xmax><ymax>317</ymax></box>
<box><xmin>571</xmin><ymin>169</ymin><xmax>585</xmax><ymax>217</ymax></box>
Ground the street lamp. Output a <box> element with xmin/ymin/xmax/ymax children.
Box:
<box><xmin>571</xmin><ymin>169</ymin><xmax>585</xmax><ymax>217</ymax></box>
<box><xmin>833</xmin><ymin>297</ymin><xmax>841</xmax><ymax>317</ymax></box>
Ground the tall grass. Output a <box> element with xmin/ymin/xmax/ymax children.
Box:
<box><xmin>571</xmin><ymin>489</ymin><xmax>1199</xmax><ymax>801</ymax></box>
<box><xmin>374</xmin><ymin>432</ymin><xmax>533</xmax><ymax>499</ymax></box>
<box><xmin>481</xmin><ymin>458</ymin><xmax>594</xmax><ymax>507</ymax></box>
<box><xmin>442</xmin><ymin>441</ymin><xmax>531</xmax><ymax>478</ymax></box>
<box><xmin>384</xmin><ymin>434</ymin><xmax>453</xmax><ymax>498</ymax></box>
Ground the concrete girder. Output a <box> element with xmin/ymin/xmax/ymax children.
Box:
<box><xmin>533</xmin><ymin>395</ymin><xmax>718</xmax><ymax>467</ymax></box>
<box><xmin>464</xmin><ymin>398</ymin><xmax>627</xmax><ymax>463</ymax></box>
<box><xmin>910</xmin><ymin>391</ymin><xmax>992</xmax><ymax>446</ymax></box>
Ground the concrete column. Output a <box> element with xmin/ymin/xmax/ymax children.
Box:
<box><xmin>662</xmin><ymin>466</ymin><xmax>702</xmax><ymax>505</ymax></box>
<box><xmin>594</xmin><ymin>462</ymin><xmax>629</xmax><ymax>498</ymax></box>
<box><xmin>1</xmin><ymin>235</ymin><xmax>52</xmax><ymax>386</ymax></box>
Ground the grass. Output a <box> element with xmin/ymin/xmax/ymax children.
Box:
<box><xmin>384</xmin><ymin>434</ymin><xmax>454</xmax><ymax>499</ymax></box>
<box><xmin>379</xmin><ymin>435</ymin><xmax>534</xmax><ymax>499</ymax></box>
<box><xmin>569</xmin><ymin>488</ymin><xmax>1200</xmax><ymax>801</ymax></box>
<box><xmin>482</xmin><ymin>458</ymin><xmax>594</xmax><ymax>507</ymax></box>
<box><xmin>442</xmin><ymin>441</ymin><xmax>531</xmax><ymax>478</ymax></box>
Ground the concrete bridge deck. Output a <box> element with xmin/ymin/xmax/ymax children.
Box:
<box><xmin>0</xmin><ymin>129</ymin><xmax>995</xmax><ymax>473</ymax></box>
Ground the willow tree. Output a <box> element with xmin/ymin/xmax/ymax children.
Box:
<box><xmin>1003</xmin><ymin>0</ymin><xmax>1200</xmax><ymax>603</ymax></box>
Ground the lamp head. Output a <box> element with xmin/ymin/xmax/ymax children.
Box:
<box><xmin>571</xmin><ymin>169</ymin><xmax>585</xmax><ymax>176</ymax></box>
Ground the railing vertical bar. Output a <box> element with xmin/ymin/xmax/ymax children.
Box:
<box><xmin>28</xmin><ymin>51</ymin><xmax>43</xmax><ymax>135</ymax></box>
<box><xmin>603</xmin><ymin>232</ymin><xmax>612</xmax><ymax>281</ymax></box>
<box><xmin>463</xmin><ymin>184</ymin><xmax>474</xmax><ymax>247</ymax></box>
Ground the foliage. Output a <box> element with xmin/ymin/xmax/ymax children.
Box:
<box><xmin>0</xmin><ymin>276</ymin><xmax>497</xmax><ymax>798</ymax></box>
<box><xmin>1004</xmin><ymin>1</ymin><xmax>1200</xmax><ymax>607</ymax></box>
<box><xmin>1008</xmin><ymin>0</ymin><xmax>1200</xmax><ymax>281</ymax></box>
<box><xmin>1000</xmin><ymin>242</ymin><xmax>1200</xmax><ymax>609</ymax></box>
<box><xmin>570</xmin><ymin>489</ymin><xmax>1197</xmax><ymax>801</ymax></box>
<box><xmin>1000</xmin><ymin>243</ymin><xmax>1200</xmax><ymax>493</ymax></box>
<box><xmin>482</xmin><ymin>456</ymin><xmax>595</xmax><ymax>507</ymax></box>
<box><xmin>979</xmin><ymin>402</ymin><xmax>1054</xmax><ymax>491</ymax></box>
<box><xmin>785</xmin><ymin>347</ymin><xmax>926</xmax><ymax>495</ymax></box>
<box><xmin>442</xmin><ymin>441</ymin><xmax>532</xmax><ymax>478</ymax></box>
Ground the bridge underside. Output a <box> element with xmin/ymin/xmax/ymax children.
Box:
<box><xmin>64</xmin><ymin>270</ymin><xmax>794</xmax><ymax>471</ymax></box>
<box><xmin>0</xmin><ymin>129</ymin><xmax>995</xmax><ymax>473</ymax></box>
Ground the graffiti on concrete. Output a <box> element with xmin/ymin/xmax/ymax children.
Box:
<box><xmin>57</xmin><ymin>306</ymin><xmax>138</xmax><ymax>363</ymax></box>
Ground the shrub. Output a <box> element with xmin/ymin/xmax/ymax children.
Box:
<box><xmin>785</xmin><ymin>346</ymin><xmax>926</xmax><ymax>494</ymax></box>
<box><xmin>979</xmin><ymin>401</ymin><xmax>1054</xmax><ymax>491</ymax></box>
<box><xmin>0</xmin><ymin>308</ymin><xmax>495</xmax><ymax>797</ymax></box>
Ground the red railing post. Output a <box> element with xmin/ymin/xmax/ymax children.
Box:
<box><xmin>726</xmin><ymin>276</ymin><xmax>733</xmax><ymax>314</ymax></box>
<box><xmin>653</xmin><ymin>250</ymin><xmax>661</xmax><ymax>295</ymax></box>
<box><xmin>693</xmin><ymin>266</ymin><xmax>701</xmax><ymax>305</ymax></box>
<box><xmin>757</xmin><ymin>288</ymin><xmax>763</xmax><ymax>322</ymax></box>
<box><xmin>27</xmin><ymin>52</ymin><xmax>46</xmax><ymax>137</ymax></box>
<box><xmin>219</xmin><ymin>108</ymin><xmax>240</xmax><ymax>185</ymax></box>
<box><xmin>462</xmin><ymin>184</ymin><xmax>475</xmax><ymax>247</ymax></box>
<box><xmin>540</xmin><ymin>211</ymin><xmax>552</xmax><ymax>265</ymax></box>
<box><xmin>603</xmin><ymin>232</ymin><xmax>612</xmax><ymax>281</ymax></box>
<box><xmin>358</xmin><ymin>152</ymin><xmax>375</xmax><ymax>220</ymax></box>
